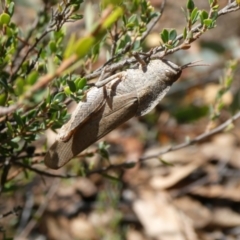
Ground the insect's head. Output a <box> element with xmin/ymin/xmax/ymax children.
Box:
<box><xmin>161</xmin><ymin>59</ymin><xmax>182</xmax><ymax>84</ymax></box>
<box><xmin>161</xmin><ymin>59</ymin><xmax>208</xmax><ymax>85</ymax></box>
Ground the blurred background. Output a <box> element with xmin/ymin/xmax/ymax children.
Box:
<box><xmin>1</xmin><ymin>0</ymin><xmax>240</xmax><ymax>239</ymax></box>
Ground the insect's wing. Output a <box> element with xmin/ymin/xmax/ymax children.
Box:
<box><xmin>44</xmin><ymin>91</ymin><xmax>138</xmax><ymax>169</ymax></box>
<box><xmin>59</xmin><ymin>87</ymin><xmax>106</xmax><ymax>141</ymax></box>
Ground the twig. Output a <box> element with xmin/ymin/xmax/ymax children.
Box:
<box><xmin>140</xmin><ymin>0</ymin><xmax>166</xmax><ymax>42</ymax></box>
<box><xmin>16</xmin><ymin>179</ymin><xmax>60</xmax><ymax>239</ymax></box>
<box><xmin>12</xmin><ymin>111</ymin><xmax>240</xmax><ymax>179</ymax></box>
<box><xmin>0</xmin><ymin>105</ymin><xmax>18</xmax><ymax>117</ymax></box>
<box><xmin>84</xmin><ymin>1</ymin><xmax>240</xmax><ymax>81</ymax></box>
<box><xmin>10</xmin><ymin>2</ymin><xmax>75</xmax><ymax>81</ymax></box>
<box><xmin>140</xmin><ymin>111</ymin><xmax>240</xmax><ymax>161</ymax></box>
<box><xmin>2</xmin><ymin>0</ymin><xmax>238</xmax><ymax>118</ymax></box>
<box><xmin>10</xmin><ymin>29</ymin><xmax>52</xmax><ymax>82</ymax></box>
<box><xmin>11</xmin><ymin>11</ymin><xmax>43</xmax><ymax>72</ymax></box>
<box><xmin>0</xmin><ymin>206</ymin><xmax>22</xmax><ymax>219</ymax></box>
<box><xmin>93</xmin><ymin>0</ymin><xmax>167</xmax><ymax>74</ymax></box>
<box><xmin>0</xmin><ymin>54</ymin><xmax>78</xmax><ymax>117</ymax></box>
<box><xmin>13</xmin><ymin>161</ymin><xmax>77</xmax><ymax>178</ymax></box>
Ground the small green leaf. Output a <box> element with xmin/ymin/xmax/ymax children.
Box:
<box><xmin>212</xmin><ymin>4</ymin><xmax>219</xmax><ymax>10</ymax></box>
<box><xmin>49</xmin><ymin>41</ymin><xmax>57</xmax><ymax>53</ymax></box>
<box><xmin>169</xmin><ymin>29</ymin><xmax>177</xmax><ymax>41</ymax></box>
<box><xmin>210</xmin><ymin>11</ymin><xmax>218</xmax><ymax>20</ymax></box>
<box><xmin>64</xmin><ymin>86</ymin><xmax>71</xmax><ymax>95</ymax></box>
<box><xmin>7</xmin><ymin>2</ymin><xmax>15</xmax><ymax>16</ymax></box>
<box><xmin>15</xmin><ymin>77</ymin><xmax>25</xmax><ymax>96</ymax></box>
<box><xmin>98</xmin><ymin>141</ymin><xmax>109</xmax><ymax>160</ymax></box>
<box><xmin>0</xmin><ymin>13</ymin><xmax>11</xmax><ymax>25</ymax></box>
<box><xmin>127</xmin><ymin>14</ymin><xmax>138</xmax><ymax>26</ymax></box>
<box><xmin>26</xmin><ymin>109</ymin><xmax>37</xmax><ymax>119</ymax></box>
<box><xmin>53</xmin><ymin>92</ymin><xmax>65</xmax><ymax>102</ymax></box>
<box><xmin>200</xmin><ymin>10</ymin><xmax>209</xmax><ymax>24</ymax></box>
<box><xmin>70</xmin><ymin>14</ymin><xmax>83</xmax><ymax>20</ymax></box>
<box><xmin>6</xmin><ymin>121</ymin><xmax>14</xmax><ymax>134</ymax></box>
<box><xmin>11</xmin><ymin>136</ymin><xmax>21</xmax><ymax>143</ymax></box>
<box><xmin>160</xmin><ymin>29</ymin><xmax>169</xmax><ymax>43</ymax></box>
<box><xmin>27</xmin><ymin>71</ymin><xmax>38</xmax><ymax>85</ymax></box>
<box><xmin>186</xmin><ymin>0</ymin><xmax>195</xmax><ymax>11</ymax></box>
<box><xmin>67</xmin><ymin>80</ymin><xmax>76</xmax><ymax>92</ymax></box>
<box><xmin>13</xmin><ymin>112</ymin><xmax>24</xmax><ymax>127</ymax></box>
<box><xmin>0</xmin><ymin>92</ymin><xmax>7</xmax><ymax>106</ymax></box>
<box><xmin>203</xmin><ymin>19</ymin><xmax>213</xmax><ymax>27</ymax></box>
<box><xmin>75</xmin><ymin>78</ymin><xmax>87</xmax><ymax>90</ymax></box>
<box><xmin>190</xmin><ymin>8</ymin><xmax>199</xmax><ymax>24</ymax></box>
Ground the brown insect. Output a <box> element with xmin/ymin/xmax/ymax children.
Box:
<box><xmin>44</xmin><ymin>59</ymin><xmax>199</xmax><ymax>169</ymax></box>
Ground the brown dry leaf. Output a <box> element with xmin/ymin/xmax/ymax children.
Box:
<box><xmin>143</xmin><ymin>146</ymin><xmax>203</xmax><ymax>167</ymax></box>
<box><xmin>150</xmin><ymin>160</ymin><xmax>203</xmax><ymax>189</ymax></box>
<box><xmin>127</xmin><ymin>228</ymin><xmax>147</xmax><ymax>240</ymax></box>
<box><xmin>45</xmin><ymin>216</ymin><xmax>72</xmax><ymax>240</ymax></box>
<box><xmin>89</xmin><ymin>209</ymin><xmax>118</xmax><ymax>229</ymax></box>
<box><xmin>203</xmin><ymin>84</ymin><xmax>233</xmax><ymax>105</ymax></box>
<box><xmin>70</xmin><ymin>215</ymin><xmax>97</xmax><ymax>239</ymax></box>
<box><xmin>200</xmin><ymin>133</ymin><xmax>236</xmax><ymax>161</ymax></box>
<box><xmin>48</xmin><ymin>182</ymin><xmax>81</xmax><ymax>214</ymax></box>
<box><xmin>173</xmin><ymin>196</ymin><xmax>212</xmax><ymax>229</ymax></box>
<box><xmin>211</xmin><ymin>208</ymin><xmax>240</xmax><ymax>227</ymax></box>
<box><xmin>133</xmin><ymin>190</ymin><xmax>198</xmax><ymax>240</ymax></box>
<box><xmin>231</xmin><ymin>149</ymin><xmax>240</xmax><ymax>169</ymax></box>
<box><xmin>201</xmin><ymin>133</ymin><xmax>240</xmax><ymax>168</ymax></box>
<box><xmin>74</xmin><ymin>177</ymin><xmax>97</xmax><ymax>197</ymax></box>
<box><xmin>192</xmin><ymin>185</ymin><xmax>240</xmax><ymax>202</ymax></box>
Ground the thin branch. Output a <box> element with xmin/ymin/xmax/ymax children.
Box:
<box><xmin>0</xmin><ymin>54</ymin><xmax>78</xmax><ymax>117</ymax></box>
<box><xmin>140</xmin><ymin>0</ymin><xmax>166</xmax><ymax>42</ymax></box>
<box><xmin>140</xmin><ymin>111</ymin><xmax>240</xmax><ymax>161</ymax></box>
<box><xmin>10</xmin><ymin>1</ymin><xmax>75</xmax><ymax>81</ymax></box>
<box><xmin>10</xmin><ymin>29</ymin><xmax>52</xmax><ymax>81</ymax></box>
<box><xmin>0</xmin><ymin>206</ymin><xmax>22</xmax><ymax>219</ymax></box>
<box><xmin>0</xmin><ymin>105</ymin><xmax>18</xmax><ymax>117</ymax></box>
<box><xmin>2</xmin><ymin>0</ymin><xmax>238</xmax><ymax>118</ymax></box>
<box><xmin>16</xmin><ymin>179</ymin><xmax>60</xmax><ymax>239</ymax></box>
<box><xmin>84</xmin><ymin>1</ymin><xmax>240</xmax><ymax>81</ymax></box>
<box><xmin>14</xmin><ymin>161</ymin><xmax>77</xmax><ymax>178</ymax></box>
<box><xmin>12</xmin><ymin>111</ymin><xmax>240</xmax><ymax>179</ymax></box>
<box><xmin>11</xmin><ymin>10</ymin><xmax>44</xmax><ymax>71</ymax></box>
<box><xmin>93</xmin><ymin>0</ymin><xmax>167</xmax><ymax>74</ymax></box>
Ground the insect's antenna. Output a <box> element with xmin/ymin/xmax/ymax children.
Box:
<box><xmin>181</xmin><ymin>60</ymin><xmax>210</xmax><ymax>70</ymax></box>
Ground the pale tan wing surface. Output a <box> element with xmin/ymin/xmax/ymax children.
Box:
<box><xmin>59</xmin><ymin>87</ymin><xmax>106</xmax><ymax>141</ymax></box>
<box><xmin>44</xmin><ymin>91</ymin><xmax>138</xmax><ymax>169</ymax></box>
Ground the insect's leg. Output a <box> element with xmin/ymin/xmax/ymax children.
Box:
<box><xmin>132</xmin><ymin>52</ymin><xmax>147</xmax><ymax>68</ymax></box>
<box><xmin>97</xmin><ymin>66</ymin><xmax>107</xmax><ymax>83</ymax></box>
<box><xmin>95</xmin><ymin>72</ymin><xmax>123</xmax><ymax>88</ymax></box>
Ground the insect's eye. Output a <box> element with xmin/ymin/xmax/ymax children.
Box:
<box><xmin>164</xmin><ymin>69</ymin><xmax>182</xmax><ymax>83</ymax></box>
<box><xmin>165</xmin><ymin>69</ymin><xmax>175</xmax><ymax>78</ymax></box>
